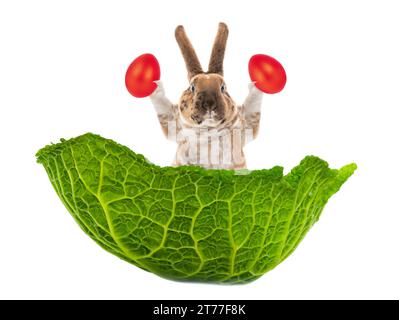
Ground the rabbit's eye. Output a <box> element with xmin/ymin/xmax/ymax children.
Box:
<box><xmin>189</xmin><ymin>84</ymin><xmax>195</xmax><ymax>93</ymax></box>
<box><xmin>221</xmin><ymin>84</ymin><xmax>226</xmax><ymax>93</ymax></box>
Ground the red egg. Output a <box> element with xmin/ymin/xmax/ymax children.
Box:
<box><xmin>125</xmin><ymin>53</ymin><xmax>161</xmax><ymax>98</ymax></box>
<box><xmin>249</xmin><ymin>54</ymin><xmax>286</xmax><ymax>94</ymax></box>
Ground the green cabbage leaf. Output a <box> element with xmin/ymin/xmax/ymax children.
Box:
<box><xmin>36</xmin><ymin>133</ymin><xmax>356</xmax><ymax>284</ymax></box>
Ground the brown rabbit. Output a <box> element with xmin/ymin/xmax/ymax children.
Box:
<box><xmin>150</xmin><ymin>22</ymin><xmax>263</xmax><ymax>169</ymax></box>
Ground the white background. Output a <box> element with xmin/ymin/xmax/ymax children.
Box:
<box><xmin>1</xmin><ymin>0</ymin><xmax>398</xmax><ymax>299</ymax></box>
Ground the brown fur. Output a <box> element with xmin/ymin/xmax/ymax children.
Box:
<box><xmin>208</xmin><ymin>23</ymin><xmax>229</xmax><ymax>75</ymax></box>
<box><xmin>179</xmin><ymin>73</ymin><xmax>237</xmax><ymax>126</ymax></box>
<box><xmin>175</xmin><ymin>23</ymin><xmax>236</xmax><ymax>127</ymax></box>
<box><xmin>175</xmin><ymin>26</ymin><xmax>203</xmax><ymax>80</ymax></box>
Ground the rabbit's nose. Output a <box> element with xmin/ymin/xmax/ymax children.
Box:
<box><xmin>203</xmin><ymin>98</ymin><xmax>217</xmax><ymax>111</ymax></box>
<box><xmin>196</xmin><ymin>92</ymin><xmax>217</xmax><ymax>111</ymax></box>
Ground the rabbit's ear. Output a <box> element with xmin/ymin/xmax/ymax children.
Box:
<box><xmin>208</xmin><ymin>22</ymin><xmax>229</xmax><ymax>76</ymax></box>
<box><xmin>175</xmin><ymin>25</ymin><xmax>203</xmax><ymax>81</ymax></box>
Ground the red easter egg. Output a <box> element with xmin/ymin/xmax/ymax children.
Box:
<box><xmin>125</xmin><ymin>53</ymin><xmax>160</xmax><ymax>98</ymax></box>
<box><xmin>249</xmin><ymin>54</ymin><xmax>286</xmax><ymax>94</ymax></box>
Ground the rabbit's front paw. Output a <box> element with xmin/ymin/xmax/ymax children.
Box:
<box><xmin>248</xmin><ymin>82</ymin><xmax>263</xmax><ymax>97</ymax></box>
<box><xmin>151</xmin><ymin>80</ymin><xmax>166</xmax><ymax>98</ymax></box>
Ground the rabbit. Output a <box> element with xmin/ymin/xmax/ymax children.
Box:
<box><xmin>149</xmin><ymin>22</ymin><xmax>263</xmax><ymax>170</ymax></box>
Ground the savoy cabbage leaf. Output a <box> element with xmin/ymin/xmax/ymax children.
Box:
<box><xmin>36</xmin><ymin>133</ymin><xmax>356</xmax><ymax>284</ymax></box>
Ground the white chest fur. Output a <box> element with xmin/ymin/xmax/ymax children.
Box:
<box><xmin>174</xmin><ymin>115</ymin><xmax>252</xmax><ymax>169</ymax></box>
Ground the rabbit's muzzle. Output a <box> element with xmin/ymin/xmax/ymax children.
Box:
<box><xmin>194</xmin><ymin>91</ymin><xmax>225</xmax><ymax>122</ymax></box>
<box><xmin>196</xmin><ymin>92</ymin><xmax>217</xmax><ymax>111</ymax></box>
